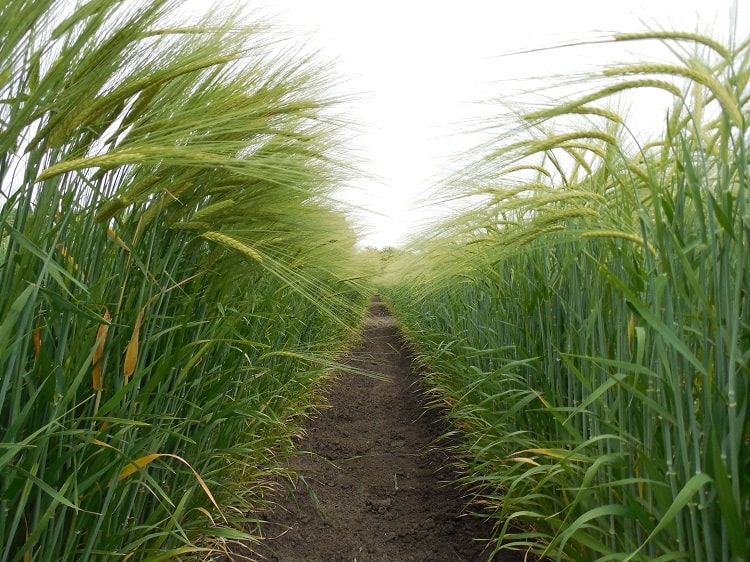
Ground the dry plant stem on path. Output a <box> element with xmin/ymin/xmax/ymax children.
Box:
<box><xmin>243</xmin><ymin>297</ymin><xmax>524</xmax><ymax>562</ymax></box>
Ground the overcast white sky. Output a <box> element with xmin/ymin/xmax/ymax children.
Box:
<box><xmin>249</xmin><ymin>1</ymin><xmax>747</xmax><ymax>248</ymax></box>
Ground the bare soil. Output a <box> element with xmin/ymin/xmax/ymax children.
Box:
<box><xmin>225</xmin><ymin>297</ymin><xmax>529</xmax><ymax>562</ymax></box>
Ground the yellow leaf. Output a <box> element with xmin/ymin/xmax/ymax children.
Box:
<box><xmin>505</xmin><ymin>457</ymin><xmax>540</xmax><ymax>466</ymax></box>
<box><xmin>107</xmin><ymin>228</ymin><xmax>130</xmax><ymax>252</ymax></box>
<box><xmin>530</xmin><ymin>388</ymin><xmax>552</xmax><ymax>409</ymax></box>
<box><xmin>123</xmin><ymin>307</ymin><xmax>145</xmax><ymax>384</ymax></box>
<box><xmin>628</xmin><ymin>311</ymin><xmax>636</xmax><ymax>348</ymax></box>
<box><xmin>116</xmin><ymin>453</ymin><xmax>226</xmax><ymax>522</ymax></box>
<box><xmin>92</xmin><ymin>309</ymin><xmax>111</xmax><ymax>391</ymax></box>
<box><xmin>91</xmin><ymin>438</ymin><xmax>117</xmax><ymax>451</ymax></box>
<box><xmin>519</xmin><ymin>448</ymin><xmax>587</xmax><ymax>462</ymax></box>
<box><xmin>55</xmin><ymin>244</ymin><xmax>79</xmax><ymax>272</ymax></box>
<box><xmin>118</xmin><ymin>453</ymin><xmax>161</xmax><ymax>480</ymax></box>
<box><xmin>123</xmin><ymin>294</ymin><xmax>159</xmax><ymax>384</ymax></box>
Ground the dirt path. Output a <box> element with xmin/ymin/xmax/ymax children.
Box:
<box><xmin>238</xmin><ymin>297</ymin><xmax>526</xmax><ymax>562</ymax></box>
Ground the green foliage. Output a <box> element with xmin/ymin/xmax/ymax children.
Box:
<box><xmin>0</xmin><ymin>1</ymin><xmax>369</xmax><ymax>560</ymax></box>
<box><xmin>384</xmin><ymin>30</ymin><xmax>750</xmax><ymax>562</ymax></box>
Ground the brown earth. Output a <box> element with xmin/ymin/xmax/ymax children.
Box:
<box><xmin>222</xmin><ymin>297</ymin><xmax>530</xmax><ymax>562</ymax></box>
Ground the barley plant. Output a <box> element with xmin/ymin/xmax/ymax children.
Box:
<box><xmin>0</xmin><ymin>1</ymin><xmax>369</xmax><ymax>560</ymax></box>
<box><xmin>383</xmin><ymin>30</ymin><xmax>750</xmax><ymax>561</ymax></box>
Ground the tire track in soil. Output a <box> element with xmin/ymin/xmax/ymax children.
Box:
<box><xmin>240</xmin><ymin>296</ymin><xmax>528</xmax><ymax>562</ymax></box>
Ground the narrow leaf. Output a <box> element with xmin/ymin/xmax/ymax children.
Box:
<box><xmin>622</xmin><ymin>472</ymin><xmax>712</xmax><ymax>562</ymax></box>
<box><xmin>0</xmin><ymin>284</ymin><xmax>36</xmax><ymax>353</ymax></box>
<box><xmin>709</xmin><ymin>429</ymin><xmax>746</xmax><ymax>559</ymax></box>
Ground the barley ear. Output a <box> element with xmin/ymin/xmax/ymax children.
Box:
<box><xmin>201</xmin><ymin>231</ymin><xmax>263</xmax><ymax>264</ymax></box>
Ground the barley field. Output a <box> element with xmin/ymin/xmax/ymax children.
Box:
<box><xmin>383</xmin><ymin>30</ymin><xmax>750</xmax><ymax>562</ymax></box>
<box><xmin>2</xmin><ymin>1</ymin><xmax>749</xmax><ymax>561</ymax></box>
<box><xmin>0</xmin><ymin>1</ymin><xmax>370</xmax><ymax>560</ymax></box>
